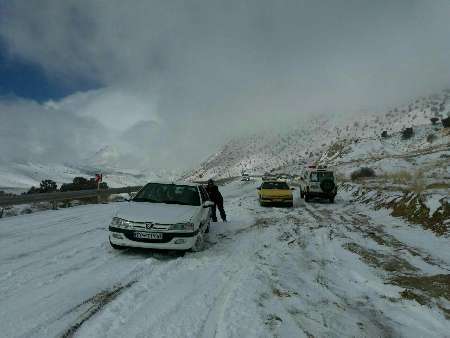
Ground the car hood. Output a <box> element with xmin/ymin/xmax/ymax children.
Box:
<box><xmin>116</xmin><ymin>201</ymin><xmax>198</xmax><ymax>224</ymax></box>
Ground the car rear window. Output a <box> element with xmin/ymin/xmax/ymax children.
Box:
<box><xmin>261</xmin><ymin>182</ymin><xmax>289</xmax><ymax>190</ymax></box>
<box><xmin>310</xmin><ymin>171</ymin><xmax>334</xmax><ymax>182</ymax></box>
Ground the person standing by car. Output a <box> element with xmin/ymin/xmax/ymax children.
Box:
<box><xmin>206</xmin><ymin>179</ymin><xmax>227</xmax><ymax>222</ymax></box>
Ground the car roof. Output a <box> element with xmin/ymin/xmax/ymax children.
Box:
<box><xmin>143</xmin><ymin>181</ymin><xmax>199</xmax><ymax>187</ymax></box>
<box><xmin>305</xmin><ymin>167</ymin><xmax>332</xmax><ymax>172</ymax></box>
<box><xmin>262</xmin><ymin>180</ymin><xmax>288</xmax><ymax>184</ymax></box>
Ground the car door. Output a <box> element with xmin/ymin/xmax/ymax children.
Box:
<box><xmin>198</xmin><ymin>186</ymin><xmax>211</xmax><ymax>225</ymax></box>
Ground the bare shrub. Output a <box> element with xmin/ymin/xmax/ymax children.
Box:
<box><xmin>442</xmin><ymin>117</ymin><xmax>450</xmax><ymax>128</ymax></box>
<box><xmin>410</xmin><ymin>170</ymin><xmax>426</xmax><ymax>195</ymax></box>
<box><xmin>383</xmin><ymin>171</ymin><xmax>413</xmax><ymax>185</ymax></box>
<box><xmin>350</xmin><ymin>167</ymin><xmax>376</xmax><ymax>181</ymax></box>
<box><xmin>401</xmin><ymin>127</ymin><xmax>414</xmax><ymax>140</ymax></box>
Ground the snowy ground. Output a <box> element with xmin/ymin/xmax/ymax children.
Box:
<box><xmin>1</xmin><ymin>180</ymin><xmax>450</xmax><ymax>338</ymax></box>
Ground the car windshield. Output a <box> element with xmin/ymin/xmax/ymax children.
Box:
<box><xmin>310</xmin><ymin>171</ymin><xmax>334</xmax><ymax>182</ymax></box>
<box><xmin>261</xmin><ymin>182</ymin><xmax>289</xmax><ymax>190</ymax></box>
<box><xmin>133</xmin><ymin>183</ymin><xmax>201</xmax><ymax>206</ymax></box>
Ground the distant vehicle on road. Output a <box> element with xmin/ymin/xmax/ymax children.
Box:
<box><xmin>299</xmin><ymin>165</ymin><xmax>337</xmax><ymax>203</ymax></box>
<box><xmin>241</xmin><ymin>173</ymin><xmax>251</xmax><ymax>181</ymax></box>
<box><xmin>109</xmin><ymin>182</ymin><xmax>213</xmax><ymax>251</ymax></box>
<box><xmin>262</xmin><ymin>174</ymin><xmax>277</xmax><ymax>181</ymax></box>
<box><xmin>257</xmin><ymin>180</ymin><xmax>294</xmax><ymax>207</ymax></box>
<box><xmin>276</xmin><ymin>173</ymin><xmax>290</xmax><ymax>180</ymax></box>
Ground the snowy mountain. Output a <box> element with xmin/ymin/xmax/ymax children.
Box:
<box><xmin>0</xmin><ymin>161</ymin><xmax>148</xmax><ymax>191</ymax></box>
<box><xmin>86</xmin><ymin>145</ymin><xmax>123</xmax><ymax>168</ymax></box>
<box><xmin>0</xmin><ymin>146</ymin><xmax>181</xmax><ymax>191</ymax></box>
<box><xmin>186</xmin><ymin>89</ymin><xmax>450</xmax><ymax>180</ymax></box>
<box><xmin>2</xmin><ymin>90</ymin><xmax>449</xmax><ymax>191</ymax></box>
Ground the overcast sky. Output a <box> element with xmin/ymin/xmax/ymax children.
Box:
<box><xmin>1</xmin><ymin>0</ymin><xmax>450</xmax><ymax>169</ymax></box>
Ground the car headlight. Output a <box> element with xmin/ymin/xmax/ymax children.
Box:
<box><xmin>170</xmin><ymin>222</ymin><xmax>194</xmax><ymax>231</ymax></box>
<box><xmin>110</xmin><ymin>217</ymin><xmax>133</xmax><ymax>229</ymax></box>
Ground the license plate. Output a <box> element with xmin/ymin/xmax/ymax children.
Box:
<box><xmin>134</xmin><ymin>231</ymin><xmax>163</xmax><ymax>240</ymax></box>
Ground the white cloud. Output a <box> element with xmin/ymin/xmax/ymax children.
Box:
<box><xmin>49</xmin><ymin>88</ymin><xmax>159</xmax><ymax>132</ymax></box>
<box><xmin>0</xmin><ymin>97</ymin><xmax>107</xmax><ymax>163</ymax></box>
<box><xmin>1</xmin><ymin>0</ymin><xmax>450</xmax><ymax>170</ymax></box>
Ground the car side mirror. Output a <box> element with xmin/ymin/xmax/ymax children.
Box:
<box><xmin>203</xmin><ymin>201</ymin><xmax>214</xmax><ymax>208</ymax></box>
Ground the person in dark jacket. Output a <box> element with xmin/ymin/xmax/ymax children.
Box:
<box><xmin>206</xmin><ymin>179</ymin><xmax>227</xmax><ymax>222</ymax></box>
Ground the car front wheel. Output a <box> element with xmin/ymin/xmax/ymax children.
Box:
<box><xmin>191</xmin><ymin>232</ymin><xmax>205</xmax><ymax>252</ymax></box>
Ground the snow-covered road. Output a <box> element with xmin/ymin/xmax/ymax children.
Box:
<box><xmin>1</xmin><ymin>181</ymin><xmax>449</xmax><ymax>338</ymax></box>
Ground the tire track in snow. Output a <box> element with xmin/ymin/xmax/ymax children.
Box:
<box><xmin>198</xmin><ymin>262</ymin><xmax>246</xmax><ymax>338</ymax></box>
<box><xmin>252</xmin><ymin>208</ymin><xmax>397</xmax><ymax>337</ymax></box>
<box><xmin>255</xmin><ymin>199</ymin><xmax>420</xmax><ymax>336</ymax></box>
<box><xmin>60</xmin><ymin>281</ymin><xmax>136</xmax><ymax>338</ymax></box>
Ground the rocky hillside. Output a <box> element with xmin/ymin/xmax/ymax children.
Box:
<box><xmin>322</xmin><ymin>122</ymin><xmax>450</xmax><ymax>236</ymax></box>
<box><xmin>186</xmin><ymin>89</ymin><xmax>450</xmax><ymax>180</ymax></box>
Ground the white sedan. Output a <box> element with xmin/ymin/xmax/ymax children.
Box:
<box><xmin>109</xmin><ymin>182</ymin><xmax>213</xmax><ymax>251</ymax></box>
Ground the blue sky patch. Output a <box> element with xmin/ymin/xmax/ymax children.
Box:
<box><xmin>0</xmin><ymin>42</ymin><xmax>99</xmax><ymax>102</ymax></box>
